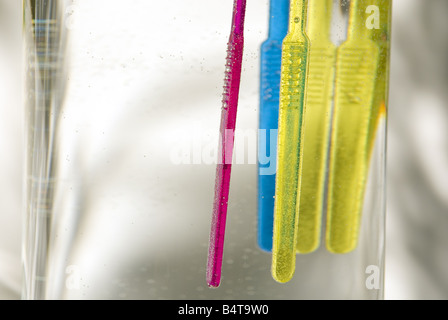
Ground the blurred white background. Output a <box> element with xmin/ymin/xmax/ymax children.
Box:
<box><xmin>1</xmin><ymin>0</ymin><xmax>448</xmax><ymax>299</ymax></box>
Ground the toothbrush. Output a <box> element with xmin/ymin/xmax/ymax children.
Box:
<box><xmin>271</xmin><ymin>0</ymin><xmax>309</xmax><ymax>283</ymax></box>
<box><xmin>296</xmin><ymin>0</ymin><xmax>336</xmax><ymax>254</ymax></box>
<box><xmin>326</xmin><ymin>0</ymin><xmax>380</xmax><ymax>254</ymax></box>
<box><xmin>207</xmin><ymin>0</ymin><xmax>247</xmax><ymax>288</ymax></box>
<box><xmin>258</xmin><ymin>0</ymin><xmax>290</xmax><ymax>252</ymax></box>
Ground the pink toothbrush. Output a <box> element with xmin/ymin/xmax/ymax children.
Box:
<box><xmin>207</xmin><ymin>0</ymin><xmax>247</xmax><ymax>288</ymax></box>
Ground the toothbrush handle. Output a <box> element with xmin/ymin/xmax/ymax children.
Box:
<box><xmin>296</xmin><ymin>0</ymin><xmax>336</xmax><ymax>254</ymax></box>
<box><xmin>272</xmin><ymin>39</ymin><xmax>309</xmax><ymax>283</ymax></box>
<box><xmin>326</xmin><ymin>41</ymin><xmax>380</xmax><ymax>254</ymax></box>
<box><xmin>258</xmin><ymin>0</ymin><xmax>290</xmax><ymax>252</ymax></box>
<box><xmin>258</xmin><ymin>39</ymin><xmax>283</xmax><ymax>252</ymax></box>
<box><xmin>296</xmin><ymin>45</ymin><xmax>336</xmax><ymax>254</ymax></box>
<box><xmin>207</xmin><ymin>23</ymin><xmax>245</xmax><ymax>288</ymax></box>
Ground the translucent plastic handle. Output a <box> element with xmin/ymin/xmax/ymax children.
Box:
<box><xmin>296</xmin><ymin>0</ymin><xmax>336</xmax><ymax>254</ymax></box>
<box><xmin>258</xmin><ymin>0</ymin><xmax>290</xmax><ymax>252</ymax></box>
<box><xmin>326</xmin><ymin>0</ymin><xmax>380</xmax><ymax>254</ymax></box>
<box><xmin>271</xmin><ymin>0</ymin><xmax>309</xmax><ymax>283</ymax></box>
<box><xmin>207</xmin><ymin>0</ymin><xmax>247</xmax><ymax>288</ymax></box>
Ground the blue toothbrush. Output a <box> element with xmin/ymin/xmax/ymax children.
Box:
<box><xmin>258</xmin><ymin>0</ymin><xmax>290</xmax><ymax>252</ymax></box>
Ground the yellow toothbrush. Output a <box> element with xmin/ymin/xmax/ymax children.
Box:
<box><xmin>272</xmin><ymin>0</ymin><xmax>309</xmax><ymax>283</ymax></box>
<box><xmin>296</xmin><ymin>0</ymin><xmax>336</xmax><ymax>254</ymax></box>
<box><xmin>326</xmin><ymin>0</ymin><xmax>380</xmax><ymax>254</ymax></box>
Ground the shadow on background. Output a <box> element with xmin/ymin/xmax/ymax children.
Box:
<box><xmin>386</xmin><ymin>0</ymin><xmax>448</xmax><ymax>299</ymax></box>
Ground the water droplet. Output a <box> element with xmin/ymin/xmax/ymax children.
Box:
<box><xmin>294</xmin><ymin>17</ymin><xmax>300</xmax><ymax>23</ymax></box>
